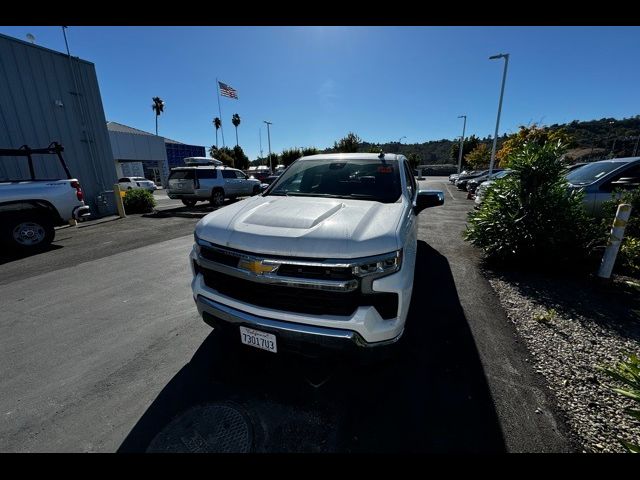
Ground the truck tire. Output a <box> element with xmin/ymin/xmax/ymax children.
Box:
<box><xmin>182</xmin><ymin>199</ymin><xmax>197</xmax><ymax>207</ymax></box>
<box><xmin>3</xmin><ymin>213</ymin><xmax>55</xmax><ymax>252</ymax></box>
<box><xmin>210</xmin><ymin>189</ymin><xmax>225</xmax><ymax>207</ymax></box>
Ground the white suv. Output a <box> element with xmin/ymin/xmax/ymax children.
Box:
<box><xmin>190</xmin><ymin>153</ymin><xmax>444</xmax><ymax>356</ymax></box>
<box><xmin>168</xmin><ymin>166</ymin><xmax>261</xmax><ymax>207</ymax></box>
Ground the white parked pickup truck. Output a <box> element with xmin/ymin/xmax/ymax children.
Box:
<box><xmin>0</xmin><ymin>143</ymin><xmax>90</xmax><ymax>251</ymax></box>
<box><xmin>190</xmin><ymin>153</ymin><xmax>444</xmax><ymax>357</ymax></box>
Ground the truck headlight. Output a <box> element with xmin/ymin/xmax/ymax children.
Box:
<box><xmin>353</xmin><ymin>249</ymin><xmax>403</xmax><ymax>278</ymax></box>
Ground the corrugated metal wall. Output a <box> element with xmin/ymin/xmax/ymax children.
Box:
<box><xmin>0</xmin><ymin>33</ymin><xmax>117</xmax><ymax>215</ymax></box>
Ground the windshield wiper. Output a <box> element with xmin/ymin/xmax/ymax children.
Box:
<box><xmin>284</xmin><ymin>192</ymin><xmax>343</xmax><ymax>198</ymax></box>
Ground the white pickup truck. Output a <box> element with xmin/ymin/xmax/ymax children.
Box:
<box><xmin>0</xmin><ymin>143</ymin><xmax>90</xmax><ymax>251</ymax></box>
<box><xmin>190</xmin><ymin>152</ymin><xmax>444</xmax><ymax>357</ymax></box>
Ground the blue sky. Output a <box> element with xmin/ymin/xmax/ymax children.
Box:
<box><xmin>1</xmin><ymin>26</ymin><xmax>639</xmax><ymax>160</ymax></box>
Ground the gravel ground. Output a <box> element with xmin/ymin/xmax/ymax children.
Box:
<box><xmin>487</xmin><ymin>270</ymin><xmax>640</xmax><ymax>452</ymax></box>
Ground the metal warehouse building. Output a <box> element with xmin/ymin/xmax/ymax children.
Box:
<box><xmin>0</xmin><ymin>33</ymin><xmax>117</xmax><ymax>216</ymax></box>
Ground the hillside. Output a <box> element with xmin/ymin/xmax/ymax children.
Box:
<box><xmin>250</xmin><ymin>115</ymin><xmax>640</xmax><ymax>165</ymax></box>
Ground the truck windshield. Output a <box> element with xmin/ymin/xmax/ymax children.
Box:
<box><xmin>268</xmin><ymin>158</ymin><xmax>401</xmax><ymax>203</ymax></box>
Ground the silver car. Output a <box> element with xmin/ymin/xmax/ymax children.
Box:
<box><xmin>167</xmin><ymin>166</ymin><xmax>262</xmax><ymax>208</ymax></box>
<box><xmin>566</xmin><ymin>157</ymin><xmax>640</xmax><ymax>216</ymax></box>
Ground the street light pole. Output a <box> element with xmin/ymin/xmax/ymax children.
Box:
<box><xmin>488</xmin><ymin>53</ymin><xmax>509</xmax><ymax>175</ymax></box>
<box><xmin>608</xmin><ymin>121</ymin><xmax>616</xmax><ymax>157</ymax></box>
<box><xmin>264</xmin><ymin>121</ymin><xmax>273</xmax><ymax>171</ymax></box>
<box><xmin>398</xmin><ymin>136</ymin><xmax>406</xmax><ymax>153</ymax></box>
<box><xmin>457</xmin><ymin>115</ymin><xmax>467</xmax><ymax>175</ymax></box>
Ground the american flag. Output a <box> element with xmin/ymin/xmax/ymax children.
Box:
<box><xmin>218</xmin><ymin>81</ymin><xmax>238</xmax><ymax>99</ymax></box>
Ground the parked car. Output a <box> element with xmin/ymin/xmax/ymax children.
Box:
<box><xmin>246</xmin><ymin>166</ymin><xmax>272</xmax><ymax>182</ymax></box>
<box><xmin>565</xmin><ymin>162</ymin><xmax>587</xmax><ymax>172</ymax></box>
<box><xmin>566</xmin><ymin>157</ymin><xmax>640</xmax><ymax>217</ymax></box>
<box><xmin>474</xmin><ymin>170</ymin><xmax>513</xmax><ymax>208</ymax></box>
<box><xmin>0</xmin><ymin>142</ymin><xmax>90</xmax><ymax>251</ymax></box>
<box><xmin>258</xmin><ymin>175</ymin><xmax>281</xmax><ymax>192</ymax></box>
<box><xmin>456</xmin><ymin>170</ymin><xmax>489</xmax><ymax>191</ymax></box>
<box><xmin>168</xmin><ymin>164</ymin><xmax>261</xmax><ymax>208</ymax></box>
<box><xmin>190</xmin><ymin>153</ymin><xmax>444</xmax><ymax>357</ymax></box>
<box><xmin>449</xmin><ymin>170</ymin><xmax>468</xmax><ymax>184</ymax></box>
<box><xmin>467</xmin><ymin>169</ymin><xmax>510</xmax><ymax>194</ymax></box>
<box><xmin>117</xmin><ymin>176</ymin><xmax>157</xmax><ymax>192</ymax></box>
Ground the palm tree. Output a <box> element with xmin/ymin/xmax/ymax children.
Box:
<box><xmin>151</xmin><ymin>97</ymin><xmax>164</xmax><ymax>135</ymax></box>
<box><xmin>232</xmin><ymin>113</ymin><xmax>241</xmax><ymax>147</ymax></box>
<box><xmin>213</xmin><ymin>117</ymin><xmax>221</xmax><ymax>148</ymax></box>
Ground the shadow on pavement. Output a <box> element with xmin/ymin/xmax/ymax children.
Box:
<box><xmin>118</xmin><ymin>240</ymin><xmax>505</xmax><ymax>452</ymax></box>
<box><xmin>144</xmin><ymin>199</ymin><xmax>241</xmax><ymax>220</ymax></box>
<box><xmin>0</xmin><ymin>244</ymin><xmax>63</xmax><ymax>266</ymax></box>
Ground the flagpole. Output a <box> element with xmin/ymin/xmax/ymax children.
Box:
<box><xmin>216</xmin><ymin>78</ymin><xmax>226</xmax><ymax>148</ymax></box>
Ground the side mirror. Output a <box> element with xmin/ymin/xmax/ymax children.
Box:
<box><xmin>414</xmin><ymin>190</ymin><xmax>444</xmax><ymax>214</ymax></box>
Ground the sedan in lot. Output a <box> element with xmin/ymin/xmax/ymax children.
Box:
<box><xmin>467</xmin><ymin>169</ymin><xmax>510</xmax><ymax>195</ymax></box>
<box><xmin>456</xmin><ymin>170</ymin><xmax>496</xmax><ymax>191</ymax></box>
<box><xmin>566</xmin><ymin>157</ymin><xmax>640</xmax><ymax>216</ymax></box>
<box><xmin>118</xmin><ymin>177</ymin><xmax>157</xmax><ymax>192</ymax></box>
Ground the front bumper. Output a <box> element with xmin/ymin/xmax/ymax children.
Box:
<box><xmin>196</xmin><ymin>294</ymin><xmax>402</xmax><ymax>356</ymax></box>
<box><xmin>190</xmin><ymin>244</ymin><xmax>414</xmax><ymax>348</ymax></box>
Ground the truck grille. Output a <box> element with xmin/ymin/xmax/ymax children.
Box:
<box><xmin>199</xmin><ymin>244</ymin><xmax>356</xmax><ymax>281</ymax></box>
<box><xmin>198</xmin><ymin>267</ymin><xmax>398</xmax><ymax>319</ymax></box>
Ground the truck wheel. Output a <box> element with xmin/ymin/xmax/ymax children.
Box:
<box><xmin>5</xmin><ymin>215</ymin><xmax>55</xmax><ymax>251</ymax></box>
<box><xmin>211</xmin><ymin>189</ymin><xmax>225</xmax><ymax>207</ymax></box>
<box><xmin>182</xmin><ymin>199</ymin><xmax>197</xmax><ymax>207</ymax></box>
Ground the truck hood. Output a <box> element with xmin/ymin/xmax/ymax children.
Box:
<box><xmin>195</xmin><ymin>195</ymin><xmax>405</xmax><ymax>258</ymax></box>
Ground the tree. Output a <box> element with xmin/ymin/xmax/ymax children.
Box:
<box><xmin>208</xmin><ymin>145</ymin><xmax>218</xmax><ymax>158</ymax></box>
<box><xmin>267</xmin><ymin>153</ymin><xmax>279</xmax><ymax>169</ymax></box>
<box><xmin>280</xmin><ymin>148</ymin><xmax>302</xmax><ymax>167</ymax></box>
<box><xmin>215</xmin><ymin>146</ymin><xmax>235</xmax><ymax>167</ymax></box>
<box><xmin>496</xmin><ymin>125</ymin><xmax>573</xmax><ymax>168</ymax></box>
<box><xmin>151</xmin><ymin>97</ymin><xmax>164</xmax><ymax>135</ymax></box>
<box><xmin>232</xmin><ymin>145</ymin><xmax>249</xmax><ymax>170</ymax></box>
<box><xmin>213</xmin><ymin>117</ymin><xmax>221</xmax><ymax>148</ymax></box>
<box><xmin>465</xmin><ymin>143</ymin><xmax>491</xmax><ymax>169</ymax></box>
<box><xmin>232</xmin><ymin>113</ymin><xmax>241</xmax><ymax>147</ymax></box>
<box><xmin>302</xmin><ymin>147</ymin><xmax>319</xmax><ymax>157</ymax></box>
<box><xmin>450</xmin><ymin>135</ymin><xmax>480</xmax><ymax>165</ymax></box>
<box><xmin>333</xmin><ymin>132</ymin><xmax>362</xmax><ymax>153</ymax></box>
<box><xmin>407</xmin><ymin>153</ymin><xmax>420</xmax><ymax>169</ymax></box>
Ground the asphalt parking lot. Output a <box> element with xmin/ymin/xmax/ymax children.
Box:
<box><xmin>0</xmin><ymin>179</ymin><xmax>575</xmax><ymax>452</ymax></box>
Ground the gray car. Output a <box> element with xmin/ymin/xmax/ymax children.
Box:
<box><xmin>168</xmin><ymin>165</ymin><xmax>262</xmax><ymax>207</ymax></box>
<box><xmin>566</xmin><ymin>157</ymin><xmax>640</xmax><ymax>216</ymax></box>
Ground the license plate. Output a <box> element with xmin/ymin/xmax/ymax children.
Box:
<box><xmin>240</xmin><ymin>326</ymin><xmax>277</xmax><ymax>353</ymax></box>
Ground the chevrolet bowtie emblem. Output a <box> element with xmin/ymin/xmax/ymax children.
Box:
<box><xmin>238</xmin><ymin>259</ymin><xmax>277</xmax><ymax>275</ymax></box>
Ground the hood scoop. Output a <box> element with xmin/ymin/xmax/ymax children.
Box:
<box><xmin>241</xmin><ymin>198</ymin><xmax>344</xmax><ymax>230</ymax></box>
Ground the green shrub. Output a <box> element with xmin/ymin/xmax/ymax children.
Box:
<box><xmin>601</xmin><ymin>187</ymin><xmax>640</xmax><ymax>238</ymax></box>
<box><xmin>600</xmin><ymin>353</ymin><xmax>640</xmax><ymax>453</ymax></box>
<box><xmin>123</xmin><ymin>188</ymin><xmax>156</xmax><ymax>214</ymax></box>
<box><xmin>464</xmin><ymin>139</ymin><xmax>600</xmax><ymax>267</ymax></box>
<box><xmin>619</xmin><ymin>237</ymin><xmax>640</xmax><ymax>276</ymax></box>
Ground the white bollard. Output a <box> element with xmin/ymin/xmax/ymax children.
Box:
<box><xmin>598</xmin><ymin>203</ymin><xmax>632</xmax><ymax>279</ymax></box>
